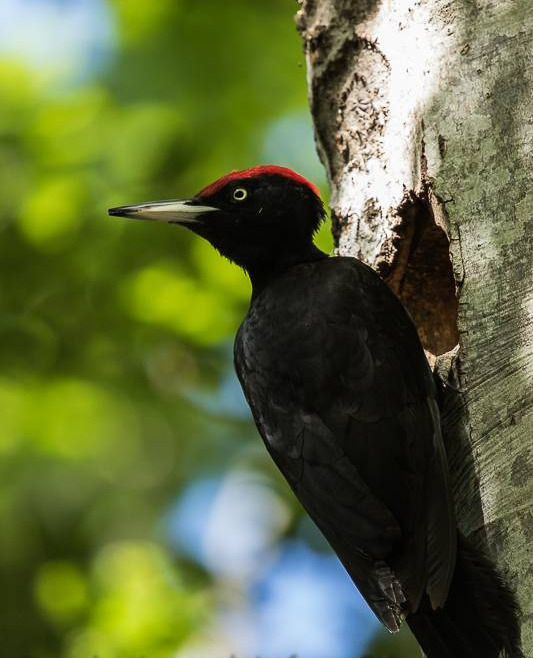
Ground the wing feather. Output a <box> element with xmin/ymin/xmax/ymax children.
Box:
<box><xmin>234</xmin><ymin>257</ymin><xmax>456</xmax><ymax>629</ymax></box>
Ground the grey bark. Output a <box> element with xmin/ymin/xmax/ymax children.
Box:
<box><xmin>296</xmin><ymin>0</ymin><xmax>532</xmax><ymax>653</ymax></box>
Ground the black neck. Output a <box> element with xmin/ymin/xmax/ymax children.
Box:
<box><xmin>247</xmin><ymin>243</ymin><xmax>328</xmax><ymax>299</ymax></box>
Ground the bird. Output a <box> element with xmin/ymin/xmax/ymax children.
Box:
<box><xmin>109</xmin><ymin>165</ymin><xmax>521</xmax><ymax>658</ymax></box>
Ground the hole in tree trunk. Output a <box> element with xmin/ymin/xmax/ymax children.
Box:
<box><xmin>376</xmin><ymin>189</ymin><xmax>459</xmax><ymax>358</ymax></box>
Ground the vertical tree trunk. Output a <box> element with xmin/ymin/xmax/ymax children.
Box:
<box><xmin>296</xmin><ymin>0</ymin><xmax>531</xmax><ymax>653</ymax></box>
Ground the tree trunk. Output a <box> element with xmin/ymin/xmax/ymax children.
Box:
<box><xmin>296</xmin><ymin>0</ymin><xmax>531</xmax><ymax>654</ymax></box>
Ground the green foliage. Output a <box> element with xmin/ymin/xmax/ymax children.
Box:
<box><xmin>0</xmin><ymin>1</ymin><xmax>415</xmax><ymax>657</ymax></box>
<box><xmin>0</xmin><ymin>2</ymin><xmax>324</xmax><ymax>655</ymax></box>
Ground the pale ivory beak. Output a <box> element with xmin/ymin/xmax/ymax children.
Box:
<box><xmin>108</xmin><ymin>199</ymin><xmax>218</xmax><ymax>224</ymax></box>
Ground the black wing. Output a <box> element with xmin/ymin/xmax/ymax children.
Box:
<box><xmin>234</xmin><ymin>257</ymin><xmax>456</xmax><ymax>631</ymax></box>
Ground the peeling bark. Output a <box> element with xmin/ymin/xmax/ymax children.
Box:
<box><xmin>297</xmin><ymin>0</ymin><xmax>532</xmax><ymax>653</ymax></box>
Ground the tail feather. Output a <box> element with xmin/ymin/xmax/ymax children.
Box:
<box><xmin>407</xmin><ymin>535</ymin><xmax>523</xmax><ymax>658</ymax></box>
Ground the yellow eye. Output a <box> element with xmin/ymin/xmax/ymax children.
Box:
<box><xmin>232</xmin><ymin>187</ymin><xmax>248</xmax><ymax>201</ymax></box>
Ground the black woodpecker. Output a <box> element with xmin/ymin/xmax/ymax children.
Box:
<box><xmin>109</xmin><ymin>165</ymin><xmax>521</xmax><ymax>658</ymax></box>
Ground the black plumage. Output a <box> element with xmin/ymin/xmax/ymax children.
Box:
<box><xmin>235</xmin><ymin>255</ymin><xmax>455</xmax><ymax>631</ymax></box>
<box><xmin>109</xmin><ymin>165</ymin><xmax>522</xmax><ymax>658</ymax></box>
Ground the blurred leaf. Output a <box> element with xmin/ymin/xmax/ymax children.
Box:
<box><xmin>34</xmin><ymin>561</ymin><xmax>89</xmax><ymax>625</ymax></box>
<box><xmin>106</xmin><ymin>103</ymin><xmax>187</xmax><ymax>187</ymax></box>
<box><xmin>18</xmin><ymin>175</ymin><xmax>86</xmax><ymax>249</ymax></box>
<box><xmin>192</xmin><ymin>239</ymin><xmax>250</xmax><ymax>303</ymax></box>
<box><xmin>120</xmin><ymin>263</ymin><xmax>239</xmax><ymax>344</ymax></box>
<box><xmin>111</xmin><ymin>0</ymin><xmax>178</xmax><ymax>43</ymax></box>
<box><xmin>315</xmin><ymin>216</ymin><xmax>334</xmax><ymax>254</ymax></box>
<box><xmin>0</xmin><ymin>60</ymin><xmax>36</xmax><ymax>128</ymax></box>
<box><xmin>67</xmin><ymin>541</ymin><xmax>210</xmax><ymax>658</ymax></box>
<box><xmin>28</xmin><ymin>88</ymin><xmax>110</xmax><ymax>169</ymax></box>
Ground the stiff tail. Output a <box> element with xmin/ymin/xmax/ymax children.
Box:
<box><xmin>407</xmin><ymin>535</ymin><xmax>522</xmax><ymax>658</ymax></box>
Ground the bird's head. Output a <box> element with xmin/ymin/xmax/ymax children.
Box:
<box><xmin>108</xmin><ymin>166</ymin><xmax>326</xmax><ymax>273</ymax></box>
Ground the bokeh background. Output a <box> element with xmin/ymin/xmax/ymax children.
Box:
<box><xmin>0</xmin><ymin>1</ymin><xmax>419</xmax><ymax>657</ymax></box>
